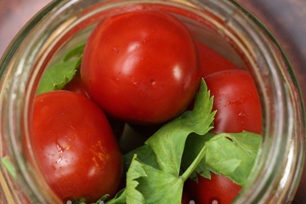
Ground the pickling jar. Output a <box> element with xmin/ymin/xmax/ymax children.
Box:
<box><xmin>0</xmin><ymin>0</ymin><xmax>304</xmax><ymax>203</ymax></box>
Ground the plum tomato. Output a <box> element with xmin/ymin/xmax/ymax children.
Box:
<box><xmin>186</xmin><ymin>173</ymin><xmax>241</xmax><ymax>204</ymax></box>
<box><xmin>204</xmin><ymin>69</ymin><xmax>262</xmax><ymax>134</ymax></box>
<box><xmin>196</xmin><ymin>42</ymin><xmax>239</xmax><ymax>77</ymax></box>
<box><xmin>30</xmin><ymin>90</ymin><xmax>122</xmax><ymax>202</ymax></box>
<box><xmin>81</xmin><ymin>10</ymin><xmax>200</xmax><ymax>124</ymax></box>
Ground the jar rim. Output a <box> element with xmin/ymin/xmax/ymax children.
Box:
<box><xmin>0</xmin><ymin>0</ymin><xmax>304</xmax><ymax>203</ymax></box>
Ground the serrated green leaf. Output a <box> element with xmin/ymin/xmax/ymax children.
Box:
<box><xmin>36</xmin><ymin>43</ymin><xmax>85</xmax><ymax>94</ymax></box>
<box><xmin>108</xmin><ymin>80</ymin><xmax>215</xmax><ymax>204</ymax></box>
<box><xmin>126</xmin><ymin>155</ymin><xmax>147</xmax><ymax>204</ymax></box>
<box><xmin>106</xmin><ymin>190</ymin><xmax>126</xmax><ymax>204</ymax></box>
<box><xmin>37</xmin><ymin>59</ymin><xmax>79</xmax><ymax>94</ymax></box>
<box><xmin>204</xmin><ymin>131</ymin><xmax>262</xmax><ymax>185</ymax></box>
<box><xmin>146</xmin><ymin>80</ymin><xmax>215</xmax><ymax>176</ymax></box>
<box><xmin>126</xmin><ymin>155</ymin><xmax>183</xmax><ymax>204</ymax></box>
<box><xmin>123</xmin><ymin>145</ymin><xmax>159</xmax><ymax>172</ymax></box>
<box><xmin>181</xmin><ymin>132</ymin><xmax>214</xmax><ymax>180</ymax></box>
<box><xmin>106</xmin><ymin>80</ymin><xmax>262</xmax><ymax>204</ymax></box>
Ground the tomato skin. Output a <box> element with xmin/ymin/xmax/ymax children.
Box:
<box><xmin>64</xmin><ymin>71</ymin><xmax>91</xmax><ymax>98</ymax></box>
<box><xmin>31</xmin><ymin>91</ymin><xmax>122</xmax><ymax>202</ymax></box>
<box><xmin>196</xmin><ymin>42</ymin><xmax>238</xmax><ymax>77</ymax></box>
<box><xmin>204</xmin><ymin>69</ymin><xmax>262</xmax><ymax>134</ymax></box>
<box><xmin>187</xmin><ymin>174</ymin><xmax>241</xmax><ymax>204</ymax></box>
<box><xmin>182</xmin><ymin>191</ymin><xmax>193</xmax><ymax>204</ymax></box>
<box><xmin>64</xmin><ymin>74</ymin><xmax>125</xmax><ymax>138</ymax></box>
<box><xmin>81</xmin><ymin>11</ymin><xmax>200</xmax><ymax>124</ymax></box>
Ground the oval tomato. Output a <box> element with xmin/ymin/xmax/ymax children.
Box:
<box><xmin>30</xmin><ymin>91</ymin><xmax>122</xmax><ymax>202</ymax></box>
<box><xmin>81</xmin><ymin>10</ymin><xmax>200</xmax><ymax>124</ymax></box>
<box><xmin>204</xmin><ymin>69</ymin><xmax>262</xmax><ymax>134</ymax></box>
<box><xmin>186</xmin><ymin>173</ymin><xmax>241</xmax><ymax>204</ymax></box>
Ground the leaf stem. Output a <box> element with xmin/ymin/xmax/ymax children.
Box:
<box><xmin>181</xmin><ymin>144</ymin><xmax>206</xmax><ymax>181</ymax></box>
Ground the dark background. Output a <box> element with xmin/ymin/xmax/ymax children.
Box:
<box><xmin>1</xmin><ymin>0</ymin><xmax>306</xmax><ymax>202</ymax></box>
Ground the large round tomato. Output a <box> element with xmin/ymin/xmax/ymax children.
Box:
<box><xmin>186</xmin><ymin>173</ymin><xmax>241</xmax><ymax>204</ymax></box>
<box><xmin>30</xmin><ymin>91</ymin><xmax>122</xmax><ymax>202</ymax></box>
<box><xmin>81</xmin><ymin>10</ymin><xmax>200</xmax><ymax>124</ymax></box>
<box><xmin>204</xmin><ymin>69</ymin><xmax>262</xmax><ymax>134</ymax></box>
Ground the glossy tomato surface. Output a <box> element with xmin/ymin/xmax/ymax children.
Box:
<box><xmin>81</xmin><ymin>10</ymin><xmax>200</xmax><ymax>124</ymax></box>
<box><xmin>64</xmin><ymin>71</ymin><xmax>91</xmax><ymax>98</ymax></box>
<box><xmin>187</xmin><ymin>173</ymin><xmax>242</xmax><ymax>204</ymax></box>
<box><xmin>31</xmin><ymin>91</ymin><xmax>122</xmax><ymax>202</ymax></box>
<box><xmin>205</xmin><ymin>69</ymin><xmax>262</xmax><ymax>134</ymax></box>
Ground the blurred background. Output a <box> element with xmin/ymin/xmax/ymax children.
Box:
<box><xmin>0</xmin><ymin>0</ymin><xmax>306</xmax><ymax>203</ymax></box>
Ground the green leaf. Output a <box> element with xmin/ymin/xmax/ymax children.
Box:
<box><xmin>36</xmin><ymin>59</ymin><xmax>79</xmax><ymax>94</ymax></box>
<box><xmin>107</xmin><ymin>80</ymin><xmax>215</xmax><ymax>204</ymax></box>
<box><xmin>123</xmin><ymin>145</ymin><xmax>159</xmax><ymax>172</ymax></box>
<box><xmin>181</xmin><ymin>132</ymin><xmax>215</xmax><ymax>180</ymax></box>
<box><xmin>145</xmin><ymin>80</ymin><xmax>215</xmax><ymax>176</ymax></box>
<box><xmin>106</xmin><ymin>190</ymin><xmax>126</xmax><ymax>204</ymax></box>
<box><xmin>126</xmin><ymin>155</ymin><xmax>183</xmax><ymax>204</ymax></box>
<box><xmin>36</xmin><ymin>43</ymin><xmax>85</xmax><ymax>94</ymax></box>
<box><xmin>106</xmin><ymin>80</ymin><xmax>262</xmax><ymax>204</ymax></box>
<box><xmin>202</xmin><ymin>131</ymin><xmax>262</xmax><ymax>186</ymax></box>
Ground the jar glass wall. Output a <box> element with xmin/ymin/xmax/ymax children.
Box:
<box><xmin>0</xmin><ymin>0</ymin><xmax>304</xmax><ymax>203</ymax></box>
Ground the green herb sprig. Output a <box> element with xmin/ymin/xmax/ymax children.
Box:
<box><xmin>106</xmin><ymin>81</ymin><xmax>262</xmax><ymax>204</ymax></box>
<box><xmin>36</xmin><ymin>43</ymin><xmax>85</xmax><ymax>94</ymax></box>
<box><xmin>30</xmin><ymin>44</ymin><xmax>262</xmax><ymax>204</ymax></box>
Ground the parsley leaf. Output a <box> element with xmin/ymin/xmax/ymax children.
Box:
<box><xmin>182</xmin><ymin>131</ymin><xmax>262</xmax><ymax>186</ymax></box>
<box><xmin>107</xmin><ymin>80</ymin><xmax>216</xmax><ymax>204</ymax></box>
<box><xmin>203</xmin><ymin>131</ymin><xmax>262</xmax><ymax>185</ymax></box>
<box><xmin>107</xmin><ymin>79</ymin><xmax>262</xmax><ymax>204</ymax></box>
<box><xmin>36</xmin><ymin>43</ymin><xmax>85</xmax><ymax>94</ymax></box>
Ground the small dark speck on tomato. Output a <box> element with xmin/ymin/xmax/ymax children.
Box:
<box><xmin>112</xmin><ymin>47</ymin><xmax>120</xmax><ymax>55</ymax></box>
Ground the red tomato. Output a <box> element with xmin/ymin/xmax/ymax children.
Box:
<box><xmin>186</xmin><ymin>173</ymin><xmax>241</xmax><ymax>204</ymax></box>
<box><xmin>182</xmin><ymin>191</ymin><xmax>193</xmax><ymax>204</ymax></box>
<box><xmin>197</xmin><ymin>42</ymin><xmax>239</xmax><ymax>77</ymax></box>
<box><xmin>81</xmin><ymin>11</ymin><xmax>200</xmax><ymax>124</ymax></box>
<box><xmin>64</xmin><ymin>74</ymin><xmax>125</xmax><ymax>138</ymax></box>
<box><xmin>204</xmin><ymin>69</ymin><xmax>262</xmax><ymax>134</ymax></box>
<box><xmin>64</xmin><ymin>71</ymin><xmax>91</xmax><ymax>98</ymax></box>
<box><xmin>30</xmin><ymin>91</ymin><xmax>122</xmax><ymax>202</ymax></box>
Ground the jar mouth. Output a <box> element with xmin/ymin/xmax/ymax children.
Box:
<box><xmin>0</xmin><ymin>0</ymin><xmax>304</xmax><ymax>203</ymax></box>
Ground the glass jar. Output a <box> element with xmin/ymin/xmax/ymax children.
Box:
<box><xmin>0</xmin><ymin>0</ymin><xmax>304</xmax><ymax>203</ymax></box>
